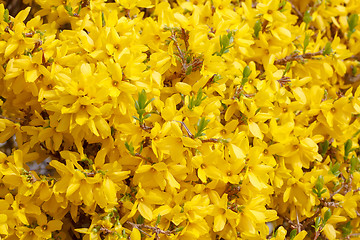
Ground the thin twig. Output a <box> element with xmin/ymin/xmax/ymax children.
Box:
<box><xmin>126</xmin><ymin>221</ymin><xmax>180</xmax><ymax>239</ymax></box>
<box><xmin>277</xmin><ymin>76</ymin><xmax>291</xmax><ymax>87</ymax></box>
<box><xmin>174</xmin><ymin>120</ymin><xmax>194</xmax><ymax>138</ymax></box>
<box><xmin>274</xmin><ymin>50</ymin><xmax>324</xmax><ymax>65</ymax></box>
<box><xmin>135</xmin><ymin>153</ymin><xmax>153</xmax><ymax>163</ymax></box>
<box><xmin>0</xmin><ymin>115</ymin><xmax>21</xmax><ymax>123</ymax></box>
<box><xmin>288</xmin><ymin>0</ymin><xmax>303</xmax><ymax>20</ymax></box>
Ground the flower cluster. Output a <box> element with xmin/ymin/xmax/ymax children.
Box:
<box><xmin>0</xmin><ymin>0</ymin><xmax>360</xmax><ymax>239</ymax></box>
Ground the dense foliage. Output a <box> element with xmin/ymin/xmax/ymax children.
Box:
<box><xmin>0</xmin><ymin>0</ymin><xmax>360</xmax><ymax>239</ymax></box>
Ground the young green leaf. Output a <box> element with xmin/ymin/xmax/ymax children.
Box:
<box><xmin>125</xmin><ymin>142</ymin><xmax>135</xmax><ymax>156</ymax></box>
<box><xmin>101</xmin><ymin>11</ymin><xmax>106</xmax><ymax>27</ymax></box>
<box><xmin>344</xmin><ymin>139</ymin><xmax>352</xmax><ymax>159</ymax></box>
<box><xmin>214</xmin><ymin>31</ymin><xmax>234</xmax><ymax>56</ymax></box>
<box><xmin>64</xmin><ymin>5</ymin><xmax>73</xmax><ymax>16</ymax></box>
<box><xmin>341</xmin><ymin>221</ymin><xmax>353</xmax><ymax>238</ymax></box>
<box><xmin>303</xmin><ymin>33</ymin><xmax>310</xmax><ymax>54</ymax></box>
<box><xmin>350</xmin><ymin>155</ymin><xmax>360</xmax><ymax>173</ymax></box>
<box><xmin>188</xmin><ymin>88</ymin><xmax>207</xmax><ymax>110</ymax></box>
<box><xmin>323</xmin><ymin>209</ymin><xmax>332</xmax><ymax>223</ymax></box>
<box><xmin>303</xmin><ymin>10</ymin><xmax>312</xmax><ymax>29</ymax></box>
<box><xmin>329</xmin><ymin>162</ymin><xmax>341</xmax><ymax>177</ymax></box>
<box><xmin>347</xmin><ymin>13</ymin><xmax>359</xmax><ymax>38</ymax></box>
<box><xmin>155</xmin><ymin>214</ymin><xmax>161</xmax><ymax>227</ymax></box>
<box><xmin>320</xmin><ymin>140</ymin><xmax>329</xmax><ymax>157</ymax></box>
<box><xmin>253</xmin><ymin>20</ymin><xmax>261</xmax><ymax>39</ymax></box>
<box><xmin>133</xmin><ymin>89</ymin><xmax>154</xmax><ymax>126</ymax></box>
<box><xmin>3</xmin><ymin>8</ymin><xmax>10</xmax><ymax>23</ymax></box>
<box><xmin>323</xmin><ymin>41</ymin><xmax>332</xmax><ymax>55</ymax></box>
<box><xmin>283</xmin><ymin>62</ymin><xmax>291</xmax><ymax>76</ymax></box>
<box><xmin>289</xmin><ymin>229</ymin><xmax>297</xmax><ymax>240</ymax></box>
<box><xmin>241</xmin><ymin>65</ymin><xmax>252</xmax><ymax>86</ymax></box>
<box><xmin>194</xmin><ymin>117</ymin><xmax>210</xmax><ymax>138</ymax></box>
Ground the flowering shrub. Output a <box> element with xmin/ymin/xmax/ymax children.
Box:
<box><xmin>0</xmin><ymin>0</ymin><xmax>360</xmax><ymax>239</ymax></box>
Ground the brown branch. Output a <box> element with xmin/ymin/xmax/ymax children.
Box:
<box><xmin>170</xmin><ymin>31</ymin><xmax>203</xmax><ymax>78</ymax></box>
<box><xmin>134</xmin><ymin>153</ymin><xmax>153</xmax><ymax>164</ymax></box>
<box><xmin>288</xmin><ymin>0</ymin><xmax>303</xmax><ymax>20</ymax></box>
<box><xmin>174</xmin><ymin>120</ymin><xmax>194</xmax><ymax>138</ymax></box>
<box><xmin>201</xmin><ymin>138</ymin><xmax>222</xmax><ymax>143</ymax></box>
<box><xmin>277</xmin><ymin>76</ymin><xmax>291</xmax><ymax>87</ymax></box>
<box><xmin>274</xmin><ymin>50</ymin><xmax>324</xmax><ymax>65</ymax></box>
<box><xmin>126</xmin><ymin>221</ymin><xmax>180</xmax><ymax>239</ymax></box>
<box><xmin>0</xmin><ymin>114</ymin><xmax>21</xmax><ymax>123</ymax></box>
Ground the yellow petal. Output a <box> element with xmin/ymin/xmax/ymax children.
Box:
<box><xmin>323</xmin><ymin>224</ymin><xmax>336</xmax><ymax>240</ymax></box>
<box><xmin>175</xmin><ymin>82</ymin><xmax>192</xmax><ymax>95</ymax></box>
<box><xmin>130</xmin><ymin>227</ymin><xmax>141</xmax><ymax>240</ymax></box>
<box><xmin>75</xmin><ymin>110</ymin><xmax>88</xmax><ymax>126</ymax></box>
<box><xmin>95</xmin><ymin>117</ymin><xmax>111</xmax><ymax>138</ymax></box>
<box><xmin>138</xmin><ymin>202</ymin><xmax>153</xmax><ymax>221</ymax></box>
<box><xmin>229</xmin><ymin>143</ymin><xmax>245</xmax><ymax>159</ymax></box>
<box><xmin>248</xmin><ymin>121</ymin><xmax>263</xmax><ymax>139</ymax></box>
<box><xmin>293</xmin><ymin>230</ymin><xmax>307</xmax><ymax>240</ymax></box>
<box><xmin>213</xmin><ymin>214</ymin><xmax>226</xmax><ymax>232</ymax></box>
<box><xmin>165</xmin><ymin>171</ymin><xmax>180</xmax><ymax>189</ymax></box>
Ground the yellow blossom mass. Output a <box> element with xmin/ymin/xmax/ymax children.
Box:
<box><xmin>0</xmin><ymin>0</ymin><xmax>360</xmax><ymax>239</ymax></box>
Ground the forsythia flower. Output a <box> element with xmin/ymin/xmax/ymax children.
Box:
<box><xmin>0</xmin><ymin>0</ymin><xmax>359</xmax><ymax>239</ymax></box>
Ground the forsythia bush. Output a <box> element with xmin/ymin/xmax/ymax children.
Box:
<box><xmin>0</xmin><ymin>0</ymin><xmax>360</xmax><ymax>239</ymax></box>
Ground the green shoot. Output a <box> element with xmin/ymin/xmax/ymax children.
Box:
<box><xmin>283</xmin><ymin>62</ymin><xmax>291</xmax><ymax>76</ymax></box>
<box><xmin>303</xmin><ymin>10</ymin><xmax>312</xmax><ymax>29</ymax></box>
<box><xmin>3</xmin><ymin>9</ymin><xmax>10</xmax><ymax>24</ymax></box>
<box><xmin>253</xmin><ymin>20</ymin><xmax>261</xmax><ymax>39</ymax></box>
<box><xmin>303</xmin><ymin>33</ymin><xmax>310</xmax><ymax>54</ymax></box>
<box><xmin>188</xmin><ymin>88</ymin><xmax>206</xmax><ymax>110</ymax></box>
<box><xmin>312</xmin><ymin>175</ymin><xmax>327</xmax><ymax>198</ymax></box>
<box><xmin>194</xmin><ymin>117</ymin><xmax>210</xmax><ymax>139</ymax></box>
<box><xmin>214</xmin><ymin>31</ymin><xmax>234</xmax><ymax>56</ymax></box>
<box><xmin>344</xmin><ymin>139</ymin><xmax>352</xmax><ymax>160</ymax></box>
<box><xmin>133</xmin><ymin>89</ymin><xmax>154</xmax><ymax>127</ymax></box>
<box><xmin>323</xmin><ymin>42</ymin><xmax>332</xmax><ymax>55</ymax></box>
<box><xmin>329</xmin><ymin>162</ymin><xmax>341</xmax><ymax>177</ymax></box>
<box><xmin>241</xmin><ymin>65</ymin><xmax>252</xmax><ymax>86</ymax></box>
<box><xmin>347</xmin><ymin>13</ymin><xmax>358</xmax><ymax>39</ymax></box>
<box><xmin>125</xmin><ymin>141</ymin><xmax>136</xmax><ymax>156</ymax></box>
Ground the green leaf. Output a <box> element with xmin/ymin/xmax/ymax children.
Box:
<box><xmin>215</xmin><ymin>31</ymin><xmax>234</xmax><ymax>56</ymax></box>
<box><xmin>174</xmin><ymin>226</ymin><xmax>184</xmax><ymax>233</ymax></box>
<box><xmin>350</xmin><ymin>155</ymin><xmax>360</xmax><ymax>173</ymax></box>
<box><xmin>125</xmin><ymin>142</ymin><xmax>135</xmax><ymax>156</ymax></box>
<box><xmin>320</xmin><ymin>140</ymin><xmax>329</xmax><ymax>157</ymax></box>
<box><xmin>188</xmin><ymin>88</ymin><xmax>206</xmax><ymax>110</ymax></box>
<box><xmin>347</xmin><ymin>13</ymin><xmax>359</xmax><ymax>38</ymax></box>
<box><xmin>329</xmin><ymin>162</ymin><xmax>341</xmax><ymax>177</ymax></box>
<box><xmin>303</xmin><ymin>10</ymin><xmax>312</xmax><ymax>29</ymax></box>
<box><xmin>185</xmin><ymin>65</ymin><xmax>193</xmax><ymax>75</ymax></box>
<box><xmin>283</xmin><ymin>62</ymin><xmax>291</xmax><ymax>76</ymax></box>
<box><xmin>136</xmin><ymin>215</ymin><xmax>145</xmax><ymax>224</ymax></box>
<box><xmin>194</xmin><ymin>117</ymin><xmax>210</xmax><ymax>138</ymax></box>
<box><xmin>323</xmin><ymin>209</ymin><xmax>332</xmax><ymax>223</ymax></box>
<box><xmin>303</xmin><ymin>33</ymin><xmax>310</xmax><ymax>54</ymax></box>
<box><xmin>155</xmin><ymin>214</ymin><xmax>161</xmax><ymax>226</ymax></box>
<box><xmin>344</xmin><ymin>139</ymin><xmax>352</xmax><ymax>159</ymax></box>
<box><xmin>253</xmin><ymin>19</ymin><xmax>261</xmax><ymax>39</ymax></box>
<box><xmin>243</xmin><ymin>65</ymin><xmax>251</xmax><ymax>78</ymax></box>
<box><xmin>101</xmin><ymin>11</ymin><xmax>106</xmax><ymax>27</ymax></box>
<box><xmin>143</xmin><ymin>114</ymin><xmax>151</xmax><ymax>120</ymax></box>
<box><xmin>3</xmin><ymin>8</ymin><xmax>10</xmax><ymax>23</ymax></box>
<box><xmin>289</xmin><ymin>229</ymin><xmax>297</xmax><ymax>240</ymax></box>
<box><xmin>314</xmin><ymin>216</ymin><xmax>321</xmax><ymax>230</ymax></box>
<box><xmin>64</xmin><ymin>5</ymin><xmax>73</xmax><ymax>16</ymax></box>
<box><xmin>323</xmin><ymin>41</ymin><xmax>332</xmax><ymax>55</ymax></box>
<box><xmin>341</xmin><ymin>221</ymin><xmax>352</xmax><ymax>237</ymax></box>
<box><xmin>278</xmin><ymin>0</ymin><xmax>287</xmax><ymax>12</ymax></box>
